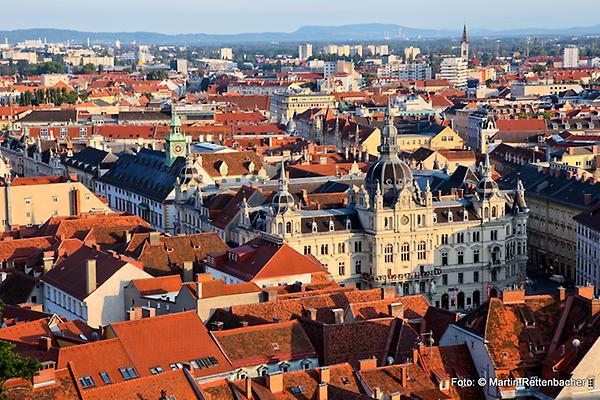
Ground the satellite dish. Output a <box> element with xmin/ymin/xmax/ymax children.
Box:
<box><xmin>386</xmin><ymin>356</ymin><xmax>394</xmax><ymax>365</ymax></box>
<box><xmin>572</xmin><ymin>339</ymin><xmax>581</xmax><ymax>348</ymax></box>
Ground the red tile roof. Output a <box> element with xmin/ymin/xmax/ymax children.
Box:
<box><xmin>208</xmin><ymin>237</ymin><xmax>325</xmax><ymax>282</ymax></box>
<box><xmin>41</xmin><ymin>244</ymin><xmax>141</xmax><ymax>300</ymax></box>
<box><xmin>124</xmin><ymin>232</ymin><xmax>228</xmax><ymax>276</ymax></box>
<box><xmin>107</xmin><ymin>311</ymin><xmax>232</xmax><ymax>378</ymax></box>
<box><xmin>83</xmin><ymin>369</ymin><xmax>200</xmax><ymax>400</ymax></box>
<box><xmin>213</xmin><ymin>320</ymin><xmax>316</xmax><ymax>368</ymax></box>
<box><xmin>495</xmin><ymin>118</ymin><xmax>547</xmax><ymax>132</ymax></box>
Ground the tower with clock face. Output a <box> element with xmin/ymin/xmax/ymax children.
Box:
<box><xmin>165</xmin><ymin>112</ymin><xmax>187</xmax><ymax>167</ymax></box>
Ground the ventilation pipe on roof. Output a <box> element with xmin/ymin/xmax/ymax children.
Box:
<box><xmin>85</xmin><ymin>259</ymin><xmax>96</xmax><ymax>294</ymax></box>
<box><xmin>317</xmin><ymin>383</ymin><xmax>328</xmax><ymax>400</ymax></box>
<box><xmin>245</xmin><ymin>376</ymin><xmax>253</xmax><ymax>399</ymax></box>
<box><xmin>182</xmin><ymin>261</ymin><xmax>193</xmax><ymax>282</ymax></box>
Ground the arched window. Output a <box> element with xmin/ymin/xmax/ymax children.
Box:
<box><xmin>418</xmin><ymin>241</ymin><xmax>427</xmax><ymax>260</ymax></box>
<box><xmin>492</xmin><ymin>207</ymin><xmax>497</xmax><ymax>218</ymax></box>
<box><xmin>484</xmin><ymin>207</ymin><xmax>489</xmax><ymax>219</ymax></box>
<box><xmin>400</xmin><ymin>242</ymin><xmax>410</xmax><ymax>261</ymax></box>
<box><xmin>277</xmin><ymin>223</ymin><xmax>283</xmax><ymax>234</ymax></box>
<box><xmin>384</xmin><ymin>244</ymin><xmax>394</xmax><ymax>263</ymax></box>
<box><xmin>285</xmin><ymin>221</ymin><xmax>292</xmax><ymax>234</ymax></box>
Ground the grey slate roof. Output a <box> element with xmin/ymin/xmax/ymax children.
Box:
<box><xmin>98</xmin><ymin>148</ymin><xmax>185</xmax><ymax>202</ymax></box>
<box><xmin>498</xmin><ymin>165</ymin><xmax>600</xmax><ymax>210</ymax></box>
<box><xmin>19</xmin><ymin>110</ymin><xmax>78</xmax><ymax>124</ymax></box>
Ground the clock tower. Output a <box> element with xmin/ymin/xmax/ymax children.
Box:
<box><xmin>165</xmin><ymin>112</ymin><xmax>187</xmax><ymax>167</ymax></box>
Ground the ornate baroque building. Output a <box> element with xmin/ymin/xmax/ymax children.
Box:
<box><xmin>229</xmin><ymin>107</ymin><xmax>529</xmax><ymax>311</ymax></box>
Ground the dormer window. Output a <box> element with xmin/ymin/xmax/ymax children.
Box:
<box><xmin>447</xmin><ymin>211</ymin><xmax>453</xmax><ymax>222</ymax></box>
<box><xmin>79</xmin><ymin>376</ymin><xmax>95</xmax><ymax>388</ymax></box>
<box><xmin>346</xmin><ymin>218</ymin><xmax>351</xmax><ymax>230</ymax></box>
<box><xmin>329</xmin><ymin>220</ymin><xmax>335</xmax><ymax>231</ymax></box>
<box><xmin>312</xmin><ymin>221</ymin><xmax>318</xmax><ymax>233</ymax></box>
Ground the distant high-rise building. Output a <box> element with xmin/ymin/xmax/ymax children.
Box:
<box><xmin>563</xmin><ymin>46</ymin><xmax>579</xmax><ymax>68</ymax></box>
<box><xmin>375</xmin><ymin>45</ymin><xmax>389</xmax><ymax>56</ymax></box>
<box><xmin>439</xmin><ymin>57</ymin><xmax>468</xmax><ymax>89</ymax></box>
<box><xmin>460</xmin><ymin>24</ymin><xmax>469</xmax><ymax>61</ymax></box>
<box><xmin>404</xmin><ymin>47</ymin><xmax>421</xmax><ymax>62</ymax></box>
<box><xmin>220</xmin><ymin>47</ymin><xmax>233</xmax><ymax>60</ymax></box>
<box><xmin>176</xmin><ymin>59</ymin><xmax>189</xmax><ymax>75</ymax></box>
<box><xmin>298</xmin><ymin>43</ymin><xmax>313</xmax><ymax>60</ymax></box>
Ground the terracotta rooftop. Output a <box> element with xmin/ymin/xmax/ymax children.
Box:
<box><xmin>208</xmin><ymin>237</ymin><xmax>325</xmax><ymax>283</ymax></box>
<box><xmin>107</xmin><ymin>311</ymin><xmax>232</xmax><ymax>379</ymax></box>
<box><xmin>83</xmin><ymin>369</ymin><xmax>201</xmax><ymax>400</ymax></box>
<box><xmin>213</xmin><ymin>320</ymin><xmax>316</xmax><ymax>368</ymax></box>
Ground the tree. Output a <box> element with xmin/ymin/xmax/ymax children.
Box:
<box><xmin>80</xmin><ymin>63</ymin><xmax>97</xmax><ymax>74</ymax></box>
<box><xmin>0</xmin><ymin>341</ymin><xmax>40</xmax><ymax>396</ymax></box>
<box><xmin>146</xmin><ymin>70</ymin><xmax>168</xmax><ymax>81</ymax></box>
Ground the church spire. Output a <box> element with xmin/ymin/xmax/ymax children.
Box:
<box><xmin>278</xmin><ymin>160</ymin><xmax>289</xmax><ymax>193</ymax></box>
<box><xmin>378</xmin><ymin>102</ymin><xmax>399</xmax><ymax>156</ymax></box>
<box><xmin>461</xmin><ymin>24</ymin><xmax>469</xmax><ymax>61</ymax></box>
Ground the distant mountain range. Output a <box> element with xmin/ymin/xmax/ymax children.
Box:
<box><xmin>1</xmin><ymin>23</ymin><xmax>600</xmax><ymax>45</ymax></box>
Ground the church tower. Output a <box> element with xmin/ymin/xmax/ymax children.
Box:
<box><xmin>460</xmin><ymin>24</ymin><xmax>469</xmax><ymax>61</ymax></box>
<box><xmin>165</xmin><ymin>113</ymin><xmax>187</xmax><ymax>167</ymax></box>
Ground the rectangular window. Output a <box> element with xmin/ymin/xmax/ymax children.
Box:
<box><xmin>442</xmin><ymin>274</ymin><xmax>448</xmax><ymax>285</ymax></box>
<box><xmin>473</xmin><ymin>249</ymin><xmax>480</xmax><ymax>264</ymax></box>
<box><xmin>119</xmin><ymin>367</ymin><xmax>137</xmax><ymax>380</ymax></box>
<box><xmin>473</xmin><ymin>271</ymin><xmax>479</xmax><ymax>282</ymax></box>
<box><xmin>150</xmin><ymin>366</ymin><xmax>164</xmax><ymax>375</ymax></box>
<box><xmin>79</xmin><ymin>376</ymin><xmax>95</xmax><ymax>388</ymax></box>
<box><xmin>442</xmin><ymin>252</ymin><xmax>448</xmax><ymax>266</ymax></box>
<box><xmin>458</xmin><ymin>272</ymin><xmax>464</xmax><ymax>284</ymax></box>
<box><xmin>99</xmin><ymin>372</ymin><xmax>111</xmax><ymax>384</ymax></box>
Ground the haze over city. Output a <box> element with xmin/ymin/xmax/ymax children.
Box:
<box><xmin>3</xmin><ymin>0</ymin><xmax>600</xmax><ymax>34</ymax></box>
<box><xmin>1</xmin><ymin>3</ymin><xmax>600</xmax><ymax>400</ymax></box>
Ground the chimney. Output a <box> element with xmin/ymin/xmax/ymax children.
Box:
<box><xmin>266</xmin><ymin>290</ymin><xmax>278</xmax><ymax>302</ymax></box>
<box><xmin>38</xmin><ymin>336</ymin><xmax>52</xmax><ymax>351</ymax></box>
<box><xmin>372</xmin><ymin>387</ymin><xmax>381</xmax><ymax>399</ymax></box>
<box><xmin>382</xmin><ymin>286</ymin><xmax>396</xmax><ymax>300</ymax></box>
<box><xmin>266</xmin><ymin>372</ymin><xmax>283</xmax><ymax>394</ymax></box>
<box><xmin>71</xmin><ymin>188</ymin><xmax>81</xmax><ymax>216</ymax></box>
<box><xmin>390</xmin><ymin>393</ymin><xmax>401</xmax><ymax>400</ymax></box>
<box><xmin>412</xmin><ymin>346</ymin><xmax>420</xmax><ymax>364</ymax></box>
<box><xmin>317</xmin><ymin>383</ymin><xmax>328</xmax><ymax>400</ymax></box>
<box><xmin>558</xmin><ymin>287</ymin><xmax>566</xmax><ymax>302</ymax></box>
<box><xmin>500</xmin><ymin>289</ymin><xmax>525</xmax><ymax>304</ymax></box>
<box><xmin>401</xmin><ymin>365</ymin><xmax>408</xmax><ymax>385</ymax></box>
<box><xmin>577</xmin><ymin>286</ymin><xmax>594</xmax><ymax>300</ymax></box>
<box><xmin>584</xmin><ymin>193</ymin><xmax>592</xmax><ymax>206</ymax></box>
<box><xmin>149</xmin><ymin>231</ymin><xmax>160</xmax><ymax>246</ymax></box>
<box><xmin>388</xmin><ymin>303</ymin><xmax>404</xmax><ymax>319</ymax></box>
<box><xmin>42</xmin><ymin>251</ymin><xmax>54</xmax><ymax>272</ymax></box>
<box><xmin>127</xmin><ymin>307</ymin><xmax>141</xmax><ymax>321</ymax></box>
<box><xmin>141</xmin><ymin>306</ymin><xmax>156</xmax><ymax>318</ymax></box>
<box><xmin>332</xmin><ymin>308</ymin><xmax>344</xmax><ymax>324</ymax></box>
<box><xmin>245</xmin><ymin>376</ymin><xmax>253</xmax><ymax>399</ymax></box>
<box><xmin>305</xmin><ymin>308</ymin><xmax>318</xmax><ymax>321</ymax></box>
<box><xmin>182</xmin><ymin>261</ymin><xmax>193</xmax><ymax>282</ymax></box>
<box><xmin>196</xmin><ymin>281</ymin><xmax>203</xmax><ymax>299</ymax></box>
<box><xmin>359</xmin><ymin>357</ymin><xmax>377</xmax><ymax>371</ymax></box>
<box><xmin>319</xmin><ymin>367</ymin><xmax>330</xmax><ymax>384</ymax></box>
<box><xmin>85</xmin><ymin>259</ymin><xmax>97</xmax><ymax>294</ymax></box>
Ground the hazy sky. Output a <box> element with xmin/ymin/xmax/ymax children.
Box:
<box><xmin>3</xmin><ymin>0</ymin><xmax>598</xmax><ymax>34</ymax></box>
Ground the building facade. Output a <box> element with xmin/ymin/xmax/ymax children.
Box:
<box><xmin>233</xmin><ymin>108</ymin><xmax>529</xmax><ymax>311</ymax></box>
